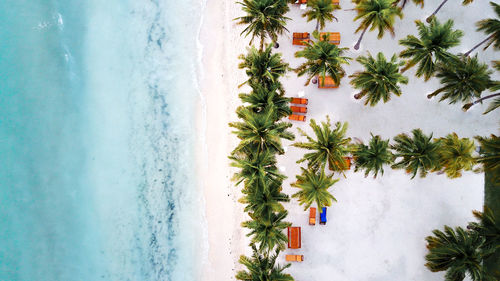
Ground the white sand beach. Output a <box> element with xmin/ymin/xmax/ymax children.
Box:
<box><xmin>200</xmin><ymin>0</ymin><xmax>499</xmax><ymax>280</ymax></box>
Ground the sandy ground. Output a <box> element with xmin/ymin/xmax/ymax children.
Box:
<box><xmin>200</xmin><ymin>0</ymin><xmax>500</xmax><ymax>280</ymax></box>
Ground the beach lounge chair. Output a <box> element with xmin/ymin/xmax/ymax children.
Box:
<box><xmin>290</xmin><ymin>97</ymin><xmax>308</xmax><ymax>105</ymax></box>
<box><xmin>289</xmin><ymin>114</ymin><xmax>306</xmax><ymax>122</ymax></box>
<box><xmin>290</xmin><ymin>106</ymin><xmax>307</xmax><ymax>113</ymax></box>
<box><xmin>344</xmin><ymin>156</ymin><xmax>352</xmax><ymax>170</ymax></box>
<box><xmin>286</xmin><ymin>255</ymin><xmax>304</xmax><ymax>262</ymax></box>
<box><xmin>287</xmin><ymin>226</ymin><xmax>302</xmax><ymax>249</ymax></box>
<box><xmin>294</xmin><ymin>0</ymin><xmax>307</xmax><ymax>3</ymax></box>
<box><xmin>293</xmin><ymin>32</ymin><xmax>310</xmax><ymax>46</ymax></box>
<box><xmin>332</xmin><ymin>0</ymin><xmax>340</xmax><ymax>5</ymax></box>
<box><xmin>318</xmin><ymin>76</ymin><xmax>338</xmax><ymax>89</ymax></box>
<box><xmin>320</xmin><ymin>207</ymin><xmax>327</xmax><ymax>225</ymax></box>
<box><xmin>319</xmin><ymin>32</ymin><xmax>341</xmax><ymax>45</ymax></box>
<box><xmin>309</xmin><ymin>207</ymin><xmax>316</xmax><ymax>225</ymax></box>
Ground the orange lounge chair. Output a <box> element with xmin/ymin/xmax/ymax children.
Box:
<box><xmin>289</xmin><ymin>114</ymin><xmax>306</xmax><ymax>122</ymax></box>
<box><xmin>287</xmin><ymin>226</ymin><xmax>301</xmax><ymax>249</ymax></box>
<box><xmin>286</xmin><ymin>255</ymin><xmax>304</xmax><ymax>262</ymax></box>
<box><xmin>293</xmin><ymin>0</ymin><xmax>307</xmax><ymax>3</ymax></box>
<box><xmin>330</xmin><ymin>156</ymin><xmax>352</xmax><ymax>171</ymax></box>
<box><xmin>319</xmin><ymin>32</ymin><xmax>341</xmax><ymax>45</ymax></box>
<box><xmin>290</xmin><ymin>106</ymin><xmax>307</xmax><ymax>113</ymax></box>
<box><xmin>290</xmin><ymin>97</ymin><xmax>308</xmax><ymax>105</ymax></box>
<box><xmin>293</xmin><ymin>32</ymin><xmax>310</xmax><ymax>46</ymax></box>
<box><xmin>309</xmin><ymin>207</ymin><xmax>316</xmax><ymax>225</ymax></box>
<box><xmin>332</xmin><ymin>0</ymin><xmax>340</xmax><ymax>5</ymax></box>
<box><xmin>318</xmin><ymin>76</ymin><xmax>339</xmax><ymax>88</ymax></box>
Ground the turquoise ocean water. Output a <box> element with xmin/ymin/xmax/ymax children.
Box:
<box><xmin>0</xmin><ymin>1</ymin><xmax>205</xmax><ymax>280</ymax></box>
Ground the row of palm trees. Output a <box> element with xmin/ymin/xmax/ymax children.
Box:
<box><xmin>237</xmin><ymin>0</ymin><xmax>500</xmax><ymax>113</ymax></box>
<box><xmin>231</xmin><ymin>41</ymin><xmax>297</xmax><ymax>279</ymax></box>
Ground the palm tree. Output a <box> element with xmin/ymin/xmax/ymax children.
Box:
<box><xmin>426</xmin><ymin>0</ymin><xmax>475</xmax><ymax>23</ymax></box>
<box><xmin>391</xmin><ymin>129</ymin><xmax>441</xmax><ymax>179</ymax></box>
<box><xmin>427</xmin><ymin>55</ymin><xmax>492</xmax><ymax>105</ymax></box>
<box><xmin>475</xmin><ymin>134</ymin><xmax>500</xmax><ymax>173</ymax></box>
<box><xmin>293</xmin><ymin>116</ymin><xmax>351</xmax><ymax>172</ymax></box>
<box><xmin>302</xmin><ymin>0</ymin><xmax>340</xmax><ymax>31</ymax></box>
<box><xmin>468</xmin><ymin>207</ymin><xmax>500</xmax><ymax>258</ymax></box>
<box><xmin>230</xmin><ymin>107</ymin><xmax>294</xmax><ymax>155</ymax></box>
<box><xmin>437</xmin><ymin>133</ymin><xmax>477</xmax><ymax>179</ymax></box>
<box><xmin>239</xmin><ymin>180</ymin><xmax>289</xmax><ymax>219</ymax></box>
<box><xmin>463</xmin><ymin>61</ymin><xmax>500</xmax><ymax>114</ymax></box>
<box><xmin>425</xmin><ymin>226</ymin><xmax>485</xmax><ymax>281</ymax></box>
<box><xmin>239</xmin><ymin>82</ymin><xmax>292</xmax><ymax>120</ymax></box>
<box><xmin>242</xmin><ymin>211</ymin><xmax>291</xmax><ymax>252</ymax></box>
<box><xmin>235</xmin><ymin>0</ymin><xmax>290</xmax><ymax>50</ymax></box>
<box><xmin>394</xmin><ymin>0</ymin><xmax>424</xmax><ymax>9</ymax></box>
<box><xmin>230</xmin><ymin>150</ymin><xmax>285</xmax><ymax>188</ymax></box>
<box><xmin>291</xmin><ymin>167</ymin><xmax>339</xmax><ymax>211</ymax></box>
<box><xmin>349</xmin><ymin>52</ymin><xmax>408</xmax><ymax>106</ymax></box>
<box><xmin>236</xmin><ymin>245</ymin><xmax>293</xmax><ymax>281</ymax></box>
<box><xmin>464</xmin><ymin>2</ymin><xmax>500</xmax><ymax>56</ymax></box>
<box><xmin>295</xmin><ymin>32</ymin><xmax>351</xmax><ymax>86</ymax></box>
<box><xmin>238</xmin><ymin>45</ymin><xmax>290</xmax><ymax>90</ymax></box>
<box><xmin>353</xmin><ymin>0</ymin><xmax>403</xmax><ymax>50</ymax></box>
<box><xmin>353</xmin><ymin>134</ymin><xmax>394</xmax><ymax>178</ymax></box>
<box><xmin>399</xmin><ymin>19</ymin><xmax>463</xmax><ymax>81</ymax></box>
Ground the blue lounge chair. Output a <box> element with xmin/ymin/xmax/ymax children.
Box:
<box><xmin>320</xmin><ymin>207</ymin><xmax>327</xmax><ymax>225</ymax></box>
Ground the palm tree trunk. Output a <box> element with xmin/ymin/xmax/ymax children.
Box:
<box><xmin>464</xmin><ymin>34</ymin><xmax>495</xmax><ymax>56</ymax></box>
<box><xmin>426</xmin><ymin>0</ymin><xmax>449</xmax><ymax>23</ymax></box>
<box><xmin>354</xmin><ymin>26</ymin><xmax>369</xmax><ymax>50</ymax></box>
<box><xmin>462</xmin><ymin>92</ymin><xmax>500</xmax><ymax>111</ymax></box>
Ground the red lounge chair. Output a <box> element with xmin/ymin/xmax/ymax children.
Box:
<box><xmin>293</xmin><ymin>32</ymin><xmax>310</xmax><ymax>46</ymax></box>
<box><xmin>287</xmin><ymin>227</ymin><xmax>301</xmax><ymax>249</ymax></box>
<box><xmin>309</xmin><ymin>207</ymin><xmax>316</xmax><ymax>225</ymax></box>
<box><xmin>289</xmin><ymin>114</ymin><xmax>306</xmax><ymax>122</ymax></box>
<box><xmin>319</xmin><ymin>32</ymin><xmax>341</xmax><ymax>45</ymax></box>
<box><xmin>290</xmin><ymin>106</ymin><xmax>307</xmax><ymax>113</ymax></box>
<box><xmin>290</xmin><ymin>98</ymin><xmax>308</xmax><ymax>105</ymax></box>
<box><xmin>293</xmin><ymin>0</ymin><xmax>307</xmax><ymax>3</ymax></box>
<box><xmin>286</xmin><ymin>255</ymin><xmax>304</xmax><ymax>262</ymax></box>
<box><xmin>318</xmin><ymin>76</ymin><xmax>339</xmax><ymax>89</ymax></box>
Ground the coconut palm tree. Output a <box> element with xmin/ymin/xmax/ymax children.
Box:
<box><xmin>230</xmin><ymin>150</ymin><xmax>285</xmax><ymax>188</ymax></box>
<box><xmin>425</xmin><ymin>226</ymin><xmax>485</xmax><ymax>281</ymax></box>
<box><xmin>295</xmin><ymin>32</ymin><xmax>351</xmax><ymax>86</ymax></box>
<box><xmin>242</xmin><ymin>211</ymin><xmax>291</xmax><ymax>252</ymax></box>
<box><xmin>464</xmin><ymin>2</ymin><xmax>500</xmax><ymax>56</ymax></box>
<box><xmin>475</xmin><ymin>134</ymin><xmax>500</xmax><ymax>173</ymax></box>
<box><xmin>239</xmin><ymin>180</ymin><xmax>289</xmax><ymax>219</ymax></box>
<box><xmin>230</xmin><ymin>107</ymin><xmax>294</xmax><ymax>155</ymax></box>
<box><xmin>426</xmin><ymin>0</ymin><xmax>475</xmax><ymax>23</ymax></box>
<box><xmin>239</xmin><ymin>82</ymin><xmax>292</xmax><ymax>120</ymax></box>
<box><xmin>353</xmin><ymin>0</ymin><xmax>403</xmax><ymax>50</ymax></box>
<box><xmin>391</xmin><ymin>129</ymin><xmax>442</xmax><ymax>179</ymax></box>
<box><xmin>302</xmin><ymin>0</ymin><xmax>340</xmax><ymax>31</ymax></box>
<box><xmin>427</xmin><ymin>55</ymin><xmax>493</xmax><ymax>105</ymax></box>
<box><xmin>349</xmin><ymin>52</ymin><xmax>408</xmax><ymax>106</ymax></box>
<box><xmin>291</xmin><ymin>167</ymin><xmax>339</xmax><ymax>211</ymax></box>
<box><xmin>399</xmin><ymin>18</ymin><xmax>463</xmax><ymax>81</ymax></box>
<box><xmin>463</xmin><ymin>61</ymin><xmax>500</xmax><ymax>114</ymax></box>
<box><xmin>293</xmin><ymin>116</ymin><xmax>351</xmax><ymax>172</ymax></box>
<box><xmin>238</xmin><ymin>45</ymin><xmax>290</xmax><ymax>90</ymax></box>
<box><xmin>235</xmin><ymin>0</ymin><xmax>290</xmax><ymax>50</ymax></box>
<box><xmin>437</xmin><ymin>133</ymin><xmax>477</xmax><ymax>179</ymax></box>
<box><xmin>394</xmin><ymin>0</ymin><xmax>424</xmax><ymax>9</ymax></box>
<box><xmin>468</xmin><ymin>207</ymin><xmax>500</xmax><ymax>257</ymax></box>
<box><xmin>236</xmin><ymin>245</ymin><xmax>293</xmax><ymax>281</ymax></box>
<box><xmin>353</xmin><ymin>134</ymin><xmax>394</xmax><ymax>178</ymax></box>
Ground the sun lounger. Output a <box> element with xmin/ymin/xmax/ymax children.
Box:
<box><xmin>320</xmin><ymin>207</ymin><xmax>327</xmax><ymax>225</ymax></box>
<box><xmin>290</xmin><ymin>97</ymin><xmax>308</xmax><ymax>105</ymax></box>
<box><xmin>294</xmin><ymin>0</ymin><xmax>307</xmax><ymax>4</ymax></box>
<box><xmin>319</xmin><ymin>32</ymin><xmax>341</xmax><ymax>45</ymax></box>
<box><xmin>332</xmin><ymin>0</ymin><xmax>340</xmax><ymax>5</ymax></box>
<box><xmin>293</xmin><ymin>32</ymin><xmax>310</xmax><ymax>46</ymax></box>
<box><xmin>287</xmin><ymin>226</ymin><xmax>302</xmax><ymax>249</ymax></box>
<box><xmin>318</xmin><ymin>76</ymin><xmax>339</xmax><ymax>88</ymax></box>
<box><xmin>289</xmin><ymin>114</ymin><xmax>306</xmax><ymax>122</ymax></box>
<box><xmin>286</xmin><ymin>255</ymin><xmax>304</xmax><ymax>262</ymax></box>
<box><xmin>344</xmin><ymin>156</ymin><xmax>352</xmax><ymax>170</ymax></box>
<box><xmin>309</xmin><ymin>207</ymin><xmax>316</xmax><ymax>225</ymax></box>
<box><xmin>290</xmin><ymin>106</ymin><xmax>307</xmax><ymax>113</ymax></box>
